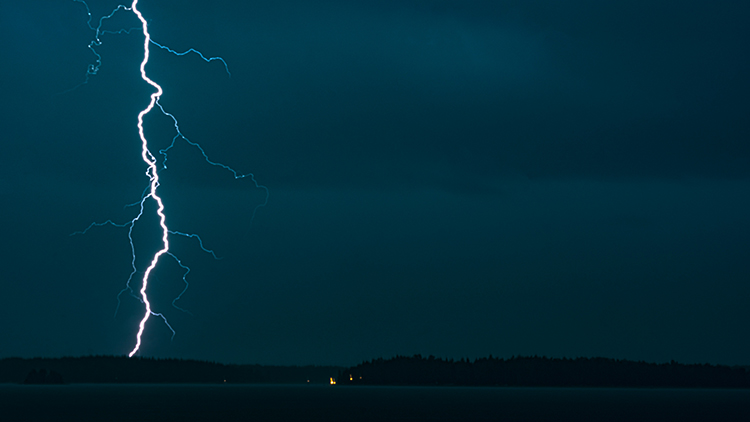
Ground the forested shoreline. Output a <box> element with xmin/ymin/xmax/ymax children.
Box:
<box><xmin>0</xmin><ymin>356</ymin><xmax>340</xmax><ymax>384</ymax></box>
<box><xmin>4</xmin><ymin>355</ymin><xmax>749</xmax><ymax>388</ymax></box>
<box><xmin>337</xmin><ymin>355</ymin><xmax>750</xmax><ymax>388</ymax></box>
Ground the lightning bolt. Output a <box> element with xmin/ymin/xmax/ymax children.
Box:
<box><xmin>68</xmin><ymin>1</ymin><xmax>268</xmax><ymax>357</ymax></box>
<box><xmin>128</xmin><ymin>0</ymin><xmax>168</xmax><ymax>357</ymax></box>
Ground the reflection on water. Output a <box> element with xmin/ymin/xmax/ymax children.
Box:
<box><xmin>1</xmin><ymin>384</ymin><xmax>749</xmax><ymax>421</ymax></box>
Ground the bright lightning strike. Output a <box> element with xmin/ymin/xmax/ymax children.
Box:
<box><xmin>128</xmin><ymin>0</ymin><xmax>168</xmax><ymax>358</ymax></box>
<box><xmin>68</xmin><ymin>1</ymin><xmax>268</xmax><ymax>357</ymax></box>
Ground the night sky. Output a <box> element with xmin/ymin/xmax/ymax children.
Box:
<box><xmin>1</xmin><ymin>0</ymin><xmax>749</xmax><ymax>366</ymax></box>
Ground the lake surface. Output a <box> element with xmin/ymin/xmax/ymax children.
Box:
<box><xmin>1</xmin><ymin>384</ymin><xmax>749</xmax><ymax>421</ymax></box>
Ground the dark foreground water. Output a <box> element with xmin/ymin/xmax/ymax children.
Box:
<box><xmin>1</xmin><ymin>384</ymin><xmax>749</xmax><ymax>421</ymax></box>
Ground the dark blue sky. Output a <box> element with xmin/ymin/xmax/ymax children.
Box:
<box><xmin>1</xmin><ymin>0</ymin><xmax>749</xmax><ymax>366</ymax></box>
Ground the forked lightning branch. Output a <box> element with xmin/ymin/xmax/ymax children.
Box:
<box><xmin>68</xmin><ymin>0</ymin><xmax>267</xmax><ymax>356</ymax></box>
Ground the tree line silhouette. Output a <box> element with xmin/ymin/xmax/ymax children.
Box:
<box><xmin>0</xmin><ymin>356</ymin><xmax>341</xmax><ymax>384</ymax></box>
<box><xmin>337</xmin><ymin>355</ymin><xmax>750</xmax><ymax>388</ymax></box>
<box><xmin>5</xmin><ymin>355</ymin><xmax>748</xmax><ymax>387</ymax></box>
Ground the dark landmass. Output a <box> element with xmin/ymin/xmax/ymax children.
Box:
<box><xmin>0</xmin><ymin>356</ymin><xmax>342</xmax><ymax>384</ymax></box>
<box><xmin>337</xmin><ymin>355</ymin><xmax>750</xmax><ymax>388</ymax></box>
<box><xmin>23</xmin><ymin>368</ymin><xmax>64</xmax><ymax>385</ymax></box>
<box><xmin>5</xmin><ymin>355</ymin><xmax>749</xmax><ymax>388</ymax></box>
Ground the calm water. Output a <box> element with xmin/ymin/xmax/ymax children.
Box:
<box><xmin>1</xmin><ymin>384</ymin><xmax>749</xmax><ymax>421</ymax></box>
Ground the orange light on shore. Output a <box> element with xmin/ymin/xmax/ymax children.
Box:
<box><xmin>330</xmin><ymin>377</ymin><xmax>336</xmax><ymax>385</ymax></box>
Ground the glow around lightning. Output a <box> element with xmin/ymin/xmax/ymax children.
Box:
<box><xmin>70</xmin><ymin>0</ymin><xmax>268</xmax><ymax>357</ymax></box>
